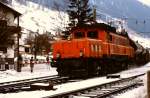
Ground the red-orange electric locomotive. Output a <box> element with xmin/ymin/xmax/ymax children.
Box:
<box><xmin>51</xmin><ymin>23</ymin><xmax>135</xmax><ymax>77</ymax></box>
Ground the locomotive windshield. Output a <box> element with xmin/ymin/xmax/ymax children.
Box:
<box><xmin>87</xmin><ymin>31</ymin><xmax>98</xmax><ymax>39</ymax></box>
<box><xmin>74</xmin><ymin>32</ymin><xmax>85</xmax><ymax>39</ymax></box>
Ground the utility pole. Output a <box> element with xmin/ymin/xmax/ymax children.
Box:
<box><xmin>148</xmin><ymin>71</ymin><xmax>150</xmax><ymax>98</ymax></box>
<box><xmin>93</xmin><ymin>5</ymin><xmax>96</xmax><ymax>22</ymax></box>
<box><xmin>17</xmin><ymin>16</ymin><xmax>21</xmax><ymax>72</ymax></box>
<box><xmin>33</xmin><ymin>29</ymin><xmax>39</xmax><ymax>61</ymax></box>
<box><xmin>34</xmin><ymin>34</ymin><xmax>36</xmax><ymax>61</ymax></box>
<box><xmin>77</xmin><ymin>0</ymin><xmax>80</xmax><ymax>24</ymax></box>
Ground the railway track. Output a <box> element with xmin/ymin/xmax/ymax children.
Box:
<box><xmin>43</xmin><ymin>74</ymin><xmax>145</xmax><ymax>98</ymax></box>
<box><xmin>0</xmin><ymin>74</ymin><xmax>99</xmax><ymax>93</ymax></box>
<box><xmin>0</xmin><ymin>75</ymin><xmax>69</xmax><ymax>93</ymax></box>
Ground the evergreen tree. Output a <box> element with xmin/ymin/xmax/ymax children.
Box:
<box><xmin>67</xmin><ymin>0</ymin><xmax>93</xmax><ymax>29</ymax></box>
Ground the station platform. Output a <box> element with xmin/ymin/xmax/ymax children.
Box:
<box><xmin>0</xmin><ymin>63</ymin><xmax>57</xmax><ymax>83</ymax></box>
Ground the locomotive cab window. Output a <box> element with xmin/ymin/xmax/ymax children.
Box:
<box><xmin>87</xmin><ymin>31</ymin><xmax>98</xmax><ymax>39</ymax></box>
<box><xmin>109</xmin><ymin>35</ymin><xmax>112</xmax><ymax>41</ymax></box>
<box><xmin>107</xmin><ymin>34</ymin><xmax>112</xmax><ymax>42</ymax></box>
<box><xmin>74</xmin><ymin>32</ymin><xmax>85</xmax><ymax>39</ymax></box>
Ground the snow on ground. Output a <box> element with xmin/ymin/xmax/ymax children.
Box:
<box><xmin>0</xmin><ymin>62</ymin><xmax>150</xmax><ymax>98</ymax></box>
<box><xmin>115</xmin><ymin>86</ymin><xmax>146</xmax><ymax>98</ymax></box>
<box><xmin>0</xmin><ymin>75</ymin><xmax>119</xmax><ymax>98</ymax></box>
<box><xmin>113</xmin><ymin>63</ymin><xmax>150</xmax><ymax>98</ymax></box>
<box><xmin>126</xmin><ymin>26</ymin><xmax>150</xmax><ymax>48</ymax></box>
<box><xmin>114</xmin><ymin>75</ymin><xmax>147</xmax><ymax>98</ymax></box>
<box><xmin>119</xmin><ymin>63</ymin><xmax>150</xmax><ymax>78</ymax></box>
<box><xmin>0</xmin><ymin>64</ymin><xmax>57</xmax><ymax>83</ymax></box>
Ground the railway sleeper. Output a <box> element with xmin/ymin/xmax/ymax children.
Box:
<box><xmin>70</xmin><ymin>81</ymin><xmax>142</xmax><ymax>98</ymax></box>
<box><xmin>106</xmin><ymin>74</ymin><xmax>120</xmax><ymax>79</ymax></box>
<box><xmin>30</xmin><ymin>82</ymin><xmax>56</xmax><ymax>91</ymax></box>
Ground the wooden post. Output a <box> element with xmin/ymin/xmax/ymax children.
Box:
<box><xmin>49</xmin><ymin>81</ymin><xmax>54</xmax><ymax>90</ymax></box>
<box><xmin>147</xmin><ymin>71</ymin><xmax>150</xmax><ymax>98</ymax></box>
<box><xmin>17</xmin><ymin>16</ymin><xmax>21</xmax><ymax>72</ymax></box>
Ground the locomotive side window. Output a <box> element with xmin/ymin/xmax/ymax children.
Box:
<box><xmin>74</xmin><ymin>32</ymin><xmax>85</xmax><ymax>39</ymax></box>
<box><xmin>87</xmin><ymin>31</ymin><xmax>98</xmax><ymax>39</ymax></box>
<box><xmin>108</xmin><ymin>35</ymin><xmax>112</xmax><ymax>42</ymax></box>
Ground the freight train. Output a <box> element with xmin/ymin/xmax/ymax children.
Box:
<box><xmin>51</xmin><ymin>23</ymin><xmax>149</xmax><ymax>78</ymax></box>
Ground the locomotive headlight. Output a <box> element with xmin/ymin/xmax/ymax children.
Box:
<box><xmin>80</xmin><ymin>50</ymin><xmax>83</xmax><ymax>57</ymax></box>
<box><xmin>56</xmin><ymin>53</ymin><xmax>60</xmax><ymax>58</ymax></box>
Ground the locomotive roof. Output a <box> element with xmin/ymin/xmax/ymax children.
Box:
<box><xmin>72</xmin><ymin>23</ymin><xmax>116</xmax><ymax>33</ymax></box>
<box><xmin>71</xmin><ymin>23</ymin><xmax>129</xmax><ymax>37</ymax></box>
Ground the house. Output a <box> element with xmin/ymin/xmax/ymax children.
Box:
<box><xmin>0</xmin><ymin>1</ymin><xmax>21</xmax><ymax>70</ymax></box>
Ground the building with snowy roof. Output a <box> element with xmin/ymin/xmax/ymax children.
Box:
<box><xmin>0</xmin><ymin>1</ymin><xmax>21</xmax><ymax>70</ymax></box>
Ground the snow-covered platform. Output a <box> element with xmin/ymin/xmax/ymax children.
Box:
<box><xmin>0</xmin><ymin>63</ymin><xmax>150</xmax><ymax>98</ymax></box>
<box><xmin>0</xmin><ymin>64</ymin><xmax>57</xmax><ymax>83</ymax></box>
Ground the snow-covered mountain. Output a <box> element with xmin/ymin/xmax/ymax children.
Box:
<box><xmin>9</xmin><ymin>0</ymin><xmax>150</xmax><ymax>48</ymax></box>
<box><xmin>138</xmin><ymin>0</ymin><xmax>150</xmax><ymax>6</ymax></box>
<box><xmin>11</xmin><ymin>0</ymin><xmax>150</xmax><ymax>33</ymax></box>
<box><xmin>11</xmin><ymin>0</ymin><xmax>69</xmax><ymax>33</ymax></box>
<box><xmin>92</xmin><ymin>0</ymin><xmax>150</xmax><ymax>35</ymax></box>
<box><xmin>12</xmin><ymin>0</ymin><xmax>150</xmax><ymax>32</ymax></box>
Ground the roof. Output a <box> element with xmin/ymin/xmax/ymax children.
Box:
<box><xmin>0</xmin><ymin>1</ymin><xmax>21</xmax><ymax>17</ymax></box>
<box><xmin>72</xmin><ymin>23</ymin><xmax>116</xmax><ymax>33</ymax></box>
<box><xmin>71</xmin><ymin>23</ymin><xmax>129</xmax><ymax>37</ymax></box>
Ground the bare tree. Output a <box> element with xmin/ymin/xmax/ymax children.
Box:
<box><xmin>25</xmin><ymin>32</ymin><xmax>52</xmax><ymax>55</ymax></box>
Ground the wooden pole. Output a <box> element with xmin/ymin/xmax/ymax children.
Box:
<box><xmin>17</xmin><ymin>16</ymin><xmax>21</xmax><ymax>72</ymax></box>
<box><xmin>93</xmin><ymin>5</ymin><xmax>96</xmax><ymax>22</ymax></box>
<box><xmin>147</xmin><ymin>71</ymin><xmax>150</xmax><ymax>98</ymax></box>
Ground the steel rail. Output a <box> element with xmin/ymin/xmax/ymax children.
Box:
<box><xmin>0</xmin><ymin>75</ymin><xmax>69</xmax><ymax>92</ymax></box>
<box><xmin>43</xmin><ymin>73</ymin><xmax>145</xmax><ymax>98</ymax></box>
